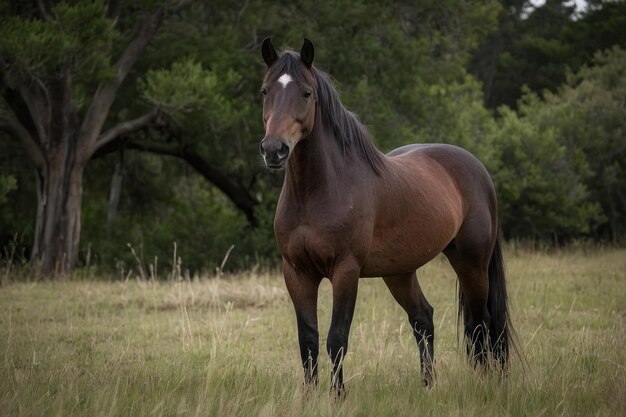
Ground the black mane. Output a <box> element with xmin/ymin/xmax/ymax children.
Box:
<box><xmin>266</xmin><ymin>52</ymin><xmax>387</xmax><ymax>174</ymax></box>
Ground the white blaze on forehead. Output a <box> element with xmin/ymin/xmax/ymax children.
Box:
<box><xmin>277</xmin><ymin>73</ymin><xmax>293</xmax><ymax>88</ymax></box>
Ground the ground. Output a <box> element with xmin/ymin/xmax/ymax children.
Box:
<box><xmin>1</xmin><ymin>247</ymin><xmax>625</xmax><ymax>416</ymax></box>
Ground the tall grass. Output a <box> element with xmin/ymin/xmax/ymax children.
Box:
<box><xmin>1</xmin><ymin>248</ymin><xmax>624</xmax><ymax>416</ymax></box>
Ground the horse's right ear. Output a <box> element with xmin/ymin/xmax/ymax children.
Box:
<box><xmin>262</xmin><ymin>37</ymin><xmax>278</xmax><ymax>68</ymax></box>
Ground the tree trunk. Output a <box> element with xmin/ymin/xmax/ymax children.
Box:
<box><xmin>31</xmin><ymin>154</ymin><xmax>85</xmax><ymax>275</ymax></box>
<box><xmin>107</xmin><ymin>151</ymin><xmax>124</xmax><ymax>222</ymax></box>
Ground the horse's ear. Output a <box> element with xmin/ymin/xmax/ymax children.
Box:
<box><xmin>262</xmin><ymin>37</ymin><xmax>278</xmax><ymax>67</ymax></box>
<box><xmin>300</xmin><ymin>38</ymin><xmax>314</xmax><ymax>69</ymax></box>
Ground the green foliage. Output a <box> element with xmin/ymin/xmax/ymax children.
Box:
<box><xmin>0</xmin><ymin>0</ymin><xmax>117</xmax><ymax>83</ymax></box>
<box><xmin>493</xmin><ymin>104</ymin><xmax>603</xmax><ymax>239</ymax></box>
<box><xmin>0</xmin><ymin>174</ymin><xmax>16</xmax><ymax>205</ymax></box>
<box><xmin>1</xmin><ymin>0</ymin><xmax>625</xmax><ymax>272</ymax></box>
<box><xmin>470</xmin><ymin>0</ymin><xmax>626</xmax><ymax>109</ymax></box>
<box><xmin>493</xmin><ymin>47</ymin><xmax>626</xmax><ymax>241</ymax></box>
<box><xmin>407</xmin><ymin>74</ymin><xmax>500</xmax><ymax>166</ymax></box>
<box><xmin>139</xmin><ymin>59</ymin><xmax>238</xmax><ymax>121</ymax></box>
<box><xmin>542</xmin><ymin>47</ymin><xmax>626</xmax><ymax>240</ymax></box>
<box><xmin>82</xmin><ymin>153</ymin><xmax>278</xmax><ymax>273</ymax></box>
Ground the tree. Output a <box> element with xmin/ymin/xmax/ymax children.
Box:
<box><xmin>470</xmin><ymin>0</ymin><xmax>626</xmax><ymax>109</ymax></box>
<box><xmin>492</xmin><ymin>101</ymin><xmax>603</xmax><ymax>241</ymax></box>
<box><xmin>539</xmin><ymin>47</ymin><xmax>626</xmax><ymax>241</ymax></box>
<box><xmin>0</xmin><ymin>0</ymin><xmax>195</xmax><ymax>275</ymax></box>
<box><xmin>491</xmin><ymin>47</ymin><xmax>626</xmax><ymax>241</ymax></box>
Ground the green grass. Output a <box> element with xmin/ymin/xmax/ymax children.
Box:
<box><xmin>1</xmin><ymin>248</ymin><xmax>625</xmax><ymax>416</ymax></box>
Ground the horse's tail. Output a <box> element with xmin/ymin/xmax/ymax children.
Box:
<box><xmin>486</xmin><ymin>237</ymin><xmax>515</xmax><ymax>369</ymax></box>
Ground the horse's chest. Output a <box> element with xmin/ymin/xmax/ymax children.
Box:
<box><xmin>274</xmin><ymin>199</ymin><xmax>369</xmax><ymax>276</ymax></box>
<box><xmin>276</xmin><ymin>223</ymin><xmax>340</xmax><ymax>276</ymax></box>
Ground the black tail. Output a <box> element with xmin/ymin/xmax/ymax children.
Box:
<box><xmin>487</xmin><ymin>238</ymin><xmax>514</xmax><ymax>369</ymax></box>
<box><xmin>458</xmin><ymin>237</ymin><xmax>515</xmax><ymax>370</ymax></box>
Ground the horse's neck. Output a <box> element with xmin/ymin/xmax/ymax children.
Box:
<box><xmin>283</xmin><ymin>123</ymin><xmax>362</xmax><ymax>203</ymax></box>
<box><xmin>285</xmin><ymin>134</ymin><xmax>332</xmax><ymax>198</ymax></box>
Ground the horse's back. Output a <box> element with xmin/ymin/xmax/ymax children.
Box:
<box><xmin>387</xmin><ymin>143</ymin><xmax>496</xmax><ymax>210</ymax></box>
<box><xmin>388</xmin><ymin>143</ymin><xmax>485</xmax><ymax>172</ymax></box>
<box><xmin>386</xmin><ymin>143</ymin><xmax>431</xmax><ymax>157</ymax></box>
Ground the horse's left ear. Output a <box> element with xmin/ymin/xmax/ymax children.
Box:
<box><xmin>300</xmin><ymin>38</ymin><xmax>314</xmax><ymax>69</ymax></box>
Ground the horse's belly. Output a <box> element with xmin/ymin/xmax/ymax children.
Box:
<box><xmin>360</xmin><ymin>240</ymin><xmax>445</xmax><ymax>277</ymax></box>
<box><xmin>360</xmin><ymin>212</ymin><xmax>459</xmax><ymax>277</ymax></box>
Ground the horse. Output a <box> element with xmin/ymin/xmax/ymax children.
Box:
<box><xmin>259</xmin><ymin>38</ymin><xmax>514</xmax><ymax>394</ymax></box>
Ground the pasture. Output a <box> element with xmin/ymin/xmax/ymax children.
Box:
<box><xmin>1</xmin><ymin>247</ymin><xmax>624</xmax><ymax>417</ymax></box>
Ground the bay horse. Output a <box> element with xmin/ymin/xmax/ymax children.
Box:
<box><xmin>259</xmin><ymin>38</ymin><xmax>514</xmax><ymax>394</ymax></box>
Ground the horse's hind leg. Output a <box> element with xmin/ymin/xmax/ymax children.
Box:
<box><xmin>444</xmin><ymin>239</ymin><xmax>492</xmax><ymax>368</ymax></box>
<box><xmin>383</xmin><ymin>272</ymin><xmax>434</xmax><ymax>386</ymax></box>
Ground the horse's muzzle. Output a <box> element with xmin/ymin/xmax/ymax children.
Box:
<box><xmin>260</xmin><ymin>138</ymin><xmax>290</xmax><ymax>168</ymax></box>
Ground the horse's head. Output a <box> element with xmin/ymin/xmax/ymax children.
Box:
<box><xmin>259</xmin><ymin>38</ymin><xmax>317</xmax><ymax>169</ymax></box>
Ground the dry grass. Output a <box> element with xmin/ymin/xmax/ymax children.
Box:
<box><xmin>0</xmin><ymin>247</ymin><xmax>624</xmax><ymax>416</ymax></box>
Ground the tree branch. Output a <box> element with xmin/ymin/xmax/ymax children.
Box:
<box><xmin>36</xmin><ymin>0</ymin><xmax>52</xmax><ymax>21</ymax></box>
<box><xmin>2</xmin><ymin>85</ymin><xmax>43</xmax><ymax>145</ymax></box>
<box><xmin>96</xmin><ymin>108</ymin><xmax>160</xmax><ymax>150</ymax></box>
<box><xmin>79</xmin><ymin>5</ymin><xmax>167</xmax><ymax>158</ymax></box>
<box><xmin>16</xmin><ymin>81</ymin><xmax>49</xmax><ymax>146</ymax></box>
<box><xmin>80</xmin><ymin>1</ymin><xmax>196</xmax><ymax>160</ymax></box>
<box><xmin>137</xmin><ymin>142</ymin><xmax>259</xmax><ymax>226</ymax></box>
<box><xmin>96</xmin><ymin>137</ymin><xmax>259</xmax><ymax>226</ymax></box>
<box><xmin>0</xmin><ymin>109</ymin><xmax>46</xmax><ymax>169</ymax></box>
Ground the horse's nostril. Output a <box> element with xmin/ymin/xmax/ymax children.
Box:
<box><xmin>259</xmin><ymin>141</ymin><xmax>266</xmax><ymax>156</ymax></box>
<box><xmin>279</xmin><ymin>142</ymin><xmax>289</xmax><ymax>158</ymax></box>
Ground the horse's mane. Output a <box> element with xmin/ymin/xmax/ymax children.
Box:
<box><xmin>267</xmin><ymin>52</ymin><xmax>386</xmax><ymax>175</ymax></box>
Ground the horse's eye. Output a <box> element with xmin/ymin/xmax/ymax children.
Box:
<box><xmin>303</xmin><ymin>90</ymin><xmax>312</xmax><ymax>99</ymax></box>
<box><xmin>261</xmin><ymin>88</ymin><xmax>267</xmax><ymax>96</ymax></box>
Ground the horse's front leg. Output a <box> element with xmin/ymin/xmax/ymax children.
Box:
<box><xmin>327</xmin><ymin>261</ymin><xmax>360</xmax><ymax>398</ymax></box>
<box><xmin>283</xmin><ymin>260</ymin><xmax>322</xmax><ymax>386</ymax></box>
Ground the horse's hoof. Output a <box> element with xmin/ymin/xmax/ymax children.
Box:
<box><xmin>422</xmin><ymin>369</ymin><xmax>436</xmax><ymax>388</ymax></box>
<box><xmin>422</xmin><ymin>377</ymin><xmax>435</xmax><ymax>388</ymax></box>
<box><xmin>330</xmin><ymin>386</ymin><xmax>347</xmax><ymax>401</ymax></box>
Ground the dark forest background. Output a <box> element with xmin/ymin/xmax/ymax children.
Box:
<box><xmin>0</xmin><ymin>0</ymin><xmax>625</xmax><ymax>276</ymax></box>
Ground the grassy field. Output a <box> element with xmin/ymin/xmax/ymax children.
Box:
<box><xmin>1</xmin><ymin>247</ymin><xmax>625</xmax><ymax>416</ymax></box>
